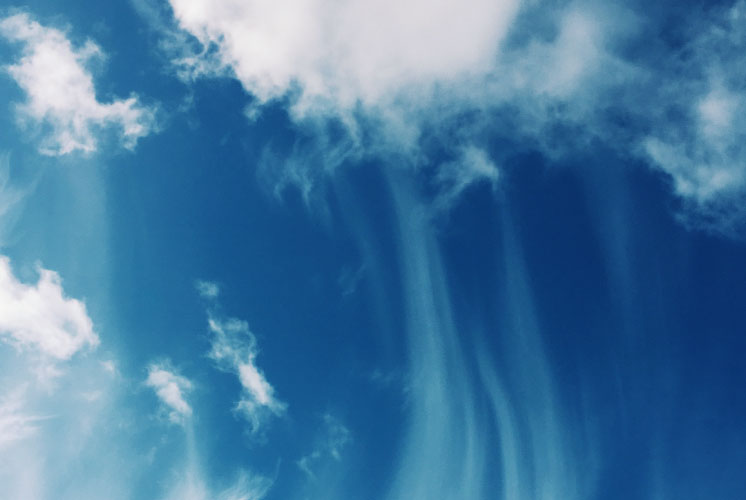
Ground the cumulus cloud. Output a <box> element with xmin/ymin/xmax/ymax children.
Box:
<box><xmin>146</xmin><ymin>363</ymin><xmax>193</xmax><ymax>424</ymax></box>
<box><xmin>160</xmin><ymin>0</ymin><xmax>746</xmax><ymax>232</ymax></box>
<box><xmin>0</xmin><ymin>12</ymin><xmax>156</xmax><ymax>155</ymax></box>
<box><xmin>0</xmin><ymin>255</ymin><xmax>98</xmax><ymax>360</ymax></box>
<box><xmin>207</xmin><ymin>315</ymin><xmax>285</xmax><ymax>432</ymax></box>
<box><xmin>167</xmin><ymin>0</ymin><xmax>519</xmax><ymax>114</ymax></box>
<box><xmin>160</xmin><ymin>0</ymin><xmax>621</xmax><ymax>203</ymax></box>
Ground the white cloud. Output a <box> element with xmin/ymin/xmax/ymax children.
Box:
<box><xmin>0</xmin><ymin>12</ymin><xmax>156</xmax><ymax>155</ymax></box>
<box><xmin>215</xmin><ymin>471</ymin><xmax>273</xmax><ymax>500</ymax></box>
<box><xmin>146</xmin><ymin>363</ymin><xmax>193</xmax><ymax>424</ymax></box>
<box><xmin>0</xmin><ymin>255</ymin><xmax>99</xmax><ymax>360</ymax></box>
<box><xmin>162</xmin><ymin>0</ymin><xmax>746</xmax><ymax>232</ymax></box>
<box><xmin>167</xmin><ymin>0</ymin><xmax>520</xmax><ymax>114</ymax></box>
<box><xmin>161</xmin><ymin>0</ymin><xmax>621</xmax><ymax>200</ymax></box>
<box><xmin>207</xmin><ymin>315</ymin><xmax>285</xmax><ymax>432</ymax></box>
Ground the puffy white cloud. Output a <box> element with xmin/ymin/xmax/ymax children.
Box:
<box><xmin>146</xmin><ymin>363</ymin><xmax>193</xmax><ymax>423</ymax></box>
<box><xmin>207</xmin><ymin>316</ymin><xmax>285</xmax><ymax>432</ymax></box>
<box><xmin>167</xmin><ymin>0</ymin><xmax>520</xmax><ymax>114</ymax></box>
<box><xmin>0</xmin><ymin>12</ymin><xmax>156</xmax><ymax>155</ymax></box>
<box><xmin>0</xmin><ymin>255</ymin><xmax>99</xmax><ymax>360</ymax></box>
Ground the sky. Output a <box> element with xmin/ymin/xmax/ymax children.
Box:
<box><xmin>0</xmin><ymin>0</ymin><xmax>745</xmax><ymax>499</ymax></box>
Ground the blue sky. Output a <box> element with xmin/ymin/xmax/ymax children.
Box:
<box><xmin>1</xmin><ymin>0</ymin><xmax>745</xmax><ymax>499</ymax></box>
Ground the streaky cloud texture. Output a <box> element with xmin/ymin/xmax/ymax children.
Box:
<box><xmin>0</xmin><ymin>387</ymin><xmax>44</xmax><ymax>449</ymax></box>
<box><xmin>0</xmin><ymin>12</ymin><xmax>156</xmax><ymax>155</ymax></box>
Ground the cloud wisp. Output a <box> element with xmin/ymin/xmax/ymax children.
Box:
<box><xmin>0</xmin><ymin>388</ymin><xmax>45</xmax><ymax>450</ymax></box>
<box><xmin>296</xmin><ymin>413</ymin><xmax>351</xmax><ymax>480</ymax></box>
<box><xmin>195</xmin><ymin>282</ymin><xmax>285</xmax><ymax>433</ymax></box>
<box><xmin>207</xmin><ymin>315</ymin><xmax>286</xmax><ymax>433</ymax></box>
<box><xmin>146</xmin><ymin>362</ymin><xmax>193</xmax><ymax>424</ymax></box>
<box><xmin>0</xmin><ymin>12</ymin><xmax>156</xmax><ymax>155</ymax></box>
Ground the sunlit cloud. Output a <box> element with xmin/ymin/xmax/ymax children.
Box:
<box><xmin>0</xmin><ymin>12</ymin><xmax>156</xmax><ymax>155</ymax></box>
<box><xmin>0</xmin><ymin>255</ymin><xmax>98</xmax><ymax>361</ymax></box>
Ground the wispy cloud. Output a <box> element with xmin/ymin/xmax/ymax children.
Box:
<box><xmin>297</xmin><ymin>414</ymin><xmax>351</xmax><ymax>480</ymax></box>
<box><xmin>0</xmin><ymin>12</ymin><xmax>156</xmax><ymax>155</ymax></box>
<box><xmin>433</xmin><ymin>146</ymin><xmax>499</xmax><ymax>212</ymax></box>
<box><xmin>0</xmin><ymin>255</ymin><xmax>99</xmax><ymax>361</ymax></box>
<box><xmin>146</xmin><ymin>362</ymin><xmax>193</xmax><ymax>424</ymax></box>
<box><xmin>195</xmin><ymin>280</ymin><xmax>219</xmax><ymax>300</ymax></box>
<box><xmin>207</xmin><ymin>315</ymin><xmax>285</xmax><ymax>432</ymax></box>
<box><xmin>0</xmin><ymin>153</ymin><xmax>27</xmax><ymax>248</ymax></box>
<box><xmin>0</xmin><ymin>388</ymin><xmax>45</xmax><ymax>449</ymax></box>
<box><xmin>166</xmin><ymin>0</ymin><xmax>519</xmax><ymax>114</ymax></box>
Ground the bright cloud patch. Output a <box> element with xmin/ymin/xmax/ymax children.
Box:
<box><xmin>0</xmin><ymin>256</ymin><xmax>98</xmax><ymax>360</ymax></box>
<box><xmin>168</xmin><ymin>0</ymin><xmax>520</xmax><ymax>113</ymax></box>
<box><xmin>0</xmin><ymin>12</ymin><xmax>155</xmax><ymax>155</ymax></box>
<box><xmin>207</xmin><ymin>315</ymin><xmax>285</xmax><ymax>432</ymax></box>
<box><xmin>145</xmin><ymin>363</ymin><xmax>193</xmax><ymax>423</ymax></box>
<box><xmin>162</xmin><ymin>0</ymin><xmax>618</xmax><ymax>207</ymax></box>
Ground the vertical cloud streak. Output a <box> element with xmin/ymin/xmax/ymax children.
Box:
<box><xmin>379</xmin><ymin>171</ymin><xmax>593</xmax><ymax>500</ymax></box>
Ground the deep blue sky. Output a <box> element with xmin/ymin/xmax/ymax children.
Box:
<box><xmin>1</xmin><ymin>1</ymin><xmax>745</xmax><ymax>499</ymax></box>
